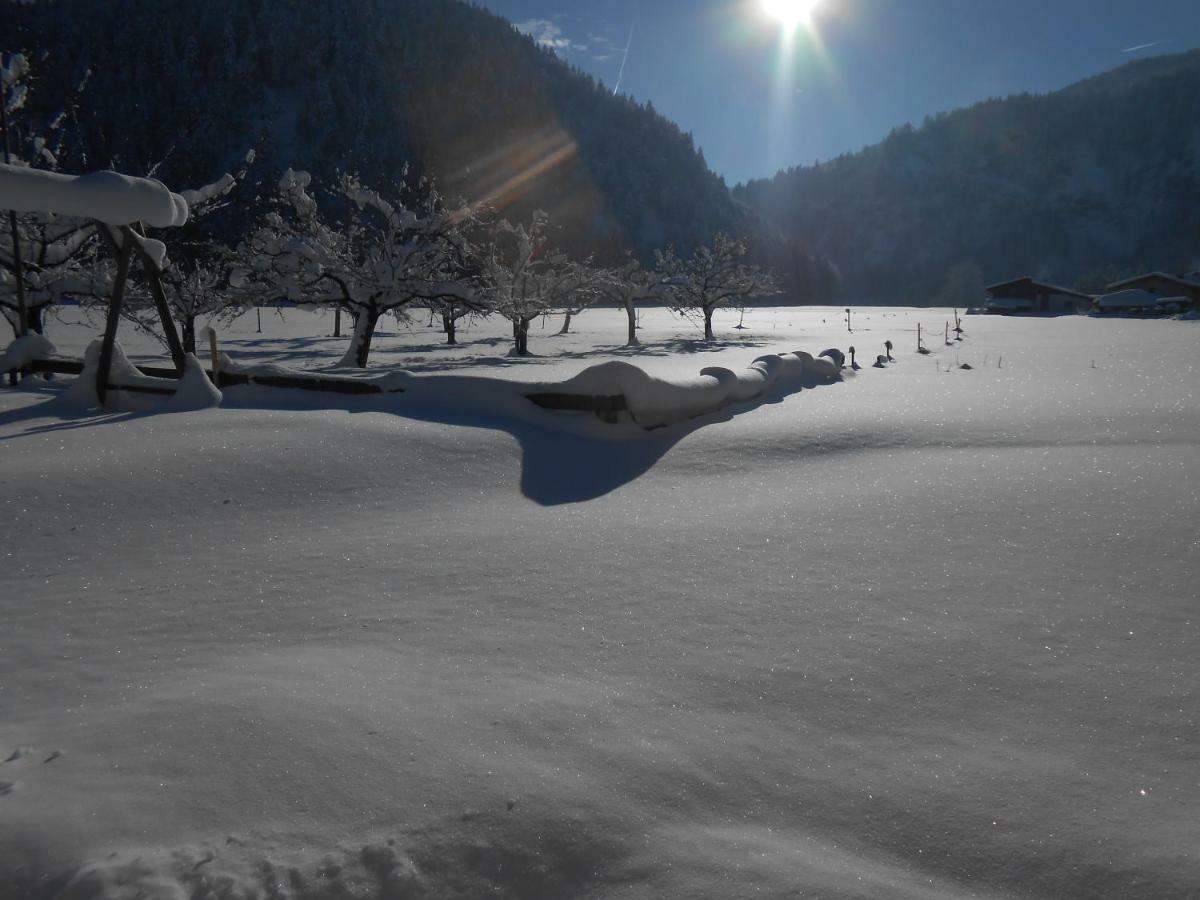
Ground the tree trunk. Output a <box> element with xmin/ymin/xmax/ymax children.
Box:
<box><xmin>558</xmin><ymin>311</ymin><xmax>573</xmax><ymax>335</ymax></box>
<box><xmin>443</xmin><ymin>313</ymin><xmax>457</xmax><ymax>345</ymax></box>
<box><xmin>27</xmin><ymin>304</ymin><xmax>44</xmax><ymax>335</ymax></box>
<box><xmin>338</xmin><ymin>307</ymin><xmax>380</xmax><ymax>368</ymax></box>
<box><xmin>625</xmin><ymin>300</ymin><xmax>639</xmax><ymax>346</ymax></box>
<box><xmin>703</xmin><ymin>307</ymin><xmax>715</xmax><ymax>341</ymax></box>
<box><xmin>182</xmin><ymin>314</ymin><xmax>196</xmax><ymax>355</ymax></box>
<box><xmin>333</xmin><ymin>306</ymin><xmax>342</xmax><ymax>338</ymax></box>
<box><xmin>514</xmin><ymin>317</ymin><xmax>530</xmax><ymax>355</ymax></box>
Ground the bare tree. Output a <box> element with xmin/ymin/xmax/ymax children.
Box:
<box><xmin>658</xmin><ymin>233</ymin><xmax>779</xmax><ymax>342</ymax></box>
<box><xmin>603</xmin><ymin>255</ymin><xmax>673</xmax><ymax>347</ymax></box>
<box><xmin>475</xmin><ymin>212</ymin><xmax>603</xmax><ymax>356</ymax></box>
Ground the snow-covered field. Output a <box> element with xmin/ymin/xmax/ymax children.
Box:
<box><xmin>2</xmin><ymin>306</ymin><xmax>1197</xmax><ymax>899</ymax></box>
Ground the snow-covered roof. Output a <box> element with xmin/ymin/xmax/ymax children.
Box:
<box><xmin>1106</xmin><ymin>272</ymin><xmax>1200</xmax><ymax>292</ymax></box>
<box><xmin>985</xmin><ymin>276</ymin><xmax>1091</xmax><ymax>299</ymax></box>
<box><xmin>1095</xmin><ymin>289</ymin><xmax>1159</xmax><ymax>308</ymax></box>
<box><xmin>0</xmin><ymin>163</ymin><xmax>189</xmax><ymax>228</ymax></box>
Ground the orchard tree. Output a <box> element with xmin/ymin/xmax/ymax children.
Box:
<box><xmin>118</xmin><ymin>161</ymin><xmax>254</xmax><ymax>353</ymax></box>
<box><xmin>243</xmin><ymin>169</ymin><xmax>476</xmax><ymax>367</ymax></box>
<box><xmin>603</xmin><ymin>255</ymin><xmax>673</xmax><ymax>347</ymax></box>
<box><xmin>658</xmin><ymin>233</ymin><xmax>779</xmax><ymax>341</ymax></box>
<box><xmin>0</xmin><ymin>52</ymin><xmax>100</xmax><ymax>337</ymax></box>
<box><xmin>476</xmin><ymin>211</ymin><xmax>604</xmax><ymax>356</ymax></box>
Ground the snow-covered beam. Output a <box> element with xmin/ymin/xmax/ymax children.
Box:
<box><xmin>0</xmin><ymin>163</ymin><xmax>189</xmax><ymax>228</ymax></box>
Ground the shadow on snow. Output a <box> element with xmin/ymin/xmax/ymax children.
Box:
<box><xmin>0</xmin><ymin>368</ymin><xmax>843</xmax><ymax>506</ymax></box>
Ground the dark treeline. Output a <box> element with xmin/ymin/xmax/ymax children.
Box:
<box><xmin>3</xmin><ymin>0</ymin><xmax>838</xmax><ymax>302</ymax></box>
<box><xmin>735</xmin><ymin>49</ymin><xmax>1200</xmax><ymax>303</ymax></box>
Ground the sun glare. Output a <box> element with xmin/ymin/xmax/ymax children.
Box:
<box><xmin>762</xmin><ymin>0</ymin><xmax>820</xmax><ymax>29</ymax></box>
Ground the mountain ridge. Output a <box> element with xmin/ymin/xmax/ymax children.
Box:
<box><xmin>735</xmin><ymin>48</ymin><xmax>1200</xmax><ymax>301</ymax></box>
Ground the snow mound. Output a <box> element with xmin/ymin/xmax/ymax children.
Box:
<box><xmin>0</xmin><ymin>163</ymin><xmax>189</xmax><ymax>228</ymax></box>
<box><xmin>59</xmin><ymin>340</ymin><xmax>175</xmax><ymax>411</ymax></box>
<box><xmin>48</xmin><ymin>811</ymin><xmax>625</xmax><ymax>900</ymax></box>
<box><xmin>166</xmin><ymin>353</ymin><xmax>222</xmax><ymax>410</ymax></box>
<box><xmin>0</xmin><ymin>333</ymin><xmax>56</xmax><ymax>371</ymax></box>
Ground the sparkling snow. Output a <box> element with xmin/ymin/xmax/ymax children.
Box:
<box><xmin>1</xmin><ymin>306</ymin><xmax>1197</xmax><ymax>899</ymax></box>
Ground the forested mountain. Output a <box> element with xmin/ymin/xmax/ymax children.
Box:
<box><xmin>2</xmin><ymin>0</ymin><xmax>837</xmax><ymax>300</ymax></box>
<box><xmin>735</xmin><ymin>50</ymin><xmax>1200</xmax><ymax>303</ymax></box>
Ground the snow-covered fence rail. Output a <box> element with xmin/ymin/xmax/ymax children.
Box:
<box><xmin>525</xmin><ymin>350</ymin><xmax>843</xmax><ymax>430</ymax></box>
<box><xmin>526</xmin><ymin>391</ymin><xmax>628</xmax><ymax>421</ymax></box>
<box><xmin>11</xmin><ymin>356</ymin><xmax>405</xmax><ymax>397</ymax></box>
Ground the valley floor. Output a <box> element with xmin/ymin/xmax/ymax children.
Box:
<box><xmin>1</xmin><ymin>306</ymin><xmax>1197</xmax><ymax>899</ymax></box>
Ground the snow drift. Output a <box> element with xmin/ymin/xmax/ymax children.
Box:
<box><xmin>0</xmin><ymin>334</ymin><xmax>56</xmax><ymax>372</ymax></box>
<box><xmin>60</xmin><ymin>341</ymin><xmax>220</xmax><ymax>411</ymax></box>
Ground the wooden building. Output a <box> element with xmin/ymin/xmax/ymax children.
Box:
<box><xmin>984</xmin><ymin>277</ymin><xmax>1093</xmax><ymax>314</ymax></box>
<box><xmin>1104</xmin><ymin>272</ymin><xmax>1200</xmax><ymax>306</ymax></box>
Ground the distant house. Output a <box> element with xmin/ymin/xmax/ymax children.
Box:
<box><xmin>1104</xmin><ymin>272</ymin><xmax>1200</xmax><ymax>307</ymax></box>
<box><xmin>983</xmin><ymin>277</ymin><xmax>1092</xmax><ymax>315</ymax></box>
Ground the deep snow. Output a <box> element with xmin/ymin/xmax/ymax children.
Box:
<box><xmin>1</xmin><ymin>306</ymin><xmax>1197</xmax><ymax>899</ymax></box>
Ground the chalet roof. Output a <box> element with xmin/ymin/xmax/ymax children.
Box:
<box><xmin>1106</xmin><ymin>272</ymin><xmax>1200</xmax><ymax>292</ymax></box>
<box><xmin>984</xmin><ymin>276</ymin><xmax>1092</xmax><ymax>299</ymax></box>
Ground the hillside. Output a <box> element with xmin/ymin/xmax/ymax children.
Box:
<box><xmin>735</xmin><ymin>50</ymin><xmax>1200</xmax><ymax>303</ymax></box>
<box><xmin>4</xmin><ymin>0</ymin><xmax>835</xmax><ymax>293</ymax></box>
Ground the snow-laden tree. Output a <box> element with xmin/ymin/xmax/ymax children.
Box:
<box><xmin>657</xmin><ymin>233</ymin><xmax>780</xmax><ymax>341</ymax></box>
<box><xmin>603</xmin><ymin>255</ymin><xmax>674</xmax><ymax>347</ymax></box>
<box><xmin>123</xmin><ymin>258</ymin><xmax>249</xmax><ymax>354</ymax></box>
<box><xmin>121</xmin><ymin>163</ymin><xmax>254</xmax><ymax>353</ymax></box>
<box><xmin>243</xmin><ymin>169</ymin><xmax>476</xmax><ymax>367</ymax></box>
<box><xmin>0</xmin><ymin>52</ymin><xmax>101</xmax><ymax>338</ymax></box>
<box><xmin>476</xmin><ymin>211</ymin><xmax>605</xmax><ymax>356</ymax></box>
<box><xmin>553</xmin><ymin>260</ymin><xmax>612</xmax><ymax>337</ymax></box>
<box><xmin>1</xmin><ymin>213</ymin><xmax>104</xmax><ymax>337</ymax></box>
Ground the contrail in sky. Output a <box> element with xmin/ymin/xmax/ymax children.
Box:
<box><xmin>1122</xmin><ymin>40</ymin><xmax>1166</xmax><ymax>53</ymax></box>
<box><xmin>613</xmin><ymin>21</ymin><xmax>635</xmax><ymax>96</ymax></box>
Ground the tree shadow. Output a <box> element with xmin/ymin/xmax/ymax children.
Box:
<box><xmin>0</xmin><ymin>394</ymin><xmax>153</xmax><ymax>439</ymax></box>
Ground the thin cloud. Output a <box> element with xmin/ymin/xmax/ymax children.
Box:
<box><xmin>1122</xmin><ymin>39</ymin><xmax>1167</xmax><ymax>53</ymax></box>
<box><xmin>516</xmin><ymin>18</ymin><xmax>579</xmax><ymax>54</ymax></box>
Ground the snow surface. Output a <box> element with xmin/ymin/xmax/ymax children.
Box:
<box><xmin>1</xmin><ymin>306</ymin><xmax>1198</xmax><ymax>899</ymax></box>
<box><xmin>0</xmin><ymin>164</ymin><xmax>189</xmax><ymax>228</ymax></box>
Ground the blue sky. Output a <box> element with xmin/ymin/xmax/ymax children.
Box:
<box><xmin>477</xmin><ymin>0</ymin><xmax>1200</xmax><ymax>185</ymax></box>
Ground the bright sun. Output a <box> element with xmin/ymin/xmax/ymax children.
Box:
<box><xmin>761</xmin><ymin>0</ymin><xmax>820</xmax><ymax>28</ymax></box>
